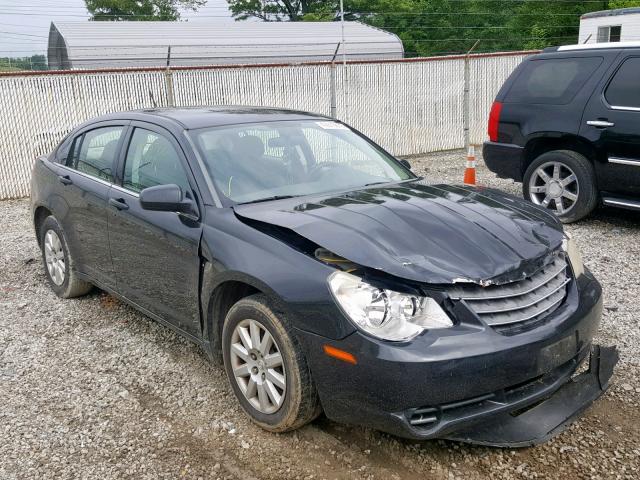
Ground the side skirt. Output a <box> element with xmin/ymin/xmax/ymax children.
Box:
<box><xmin>76</xmin><ymin>271</ymin><xmax>206</xmax><ymax>348</ymax></box>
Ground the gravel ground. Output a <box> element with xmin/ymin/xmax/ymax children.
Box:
<box><xmin>1</xmin><ymin>150</ymin><xmax>639</xmax><ymax>479</ymax></box>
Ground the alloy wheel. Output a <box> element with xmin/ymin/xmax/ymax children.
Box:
<box><xmin>528</xmin><ymin>161</ymin><xmax>579</xmax><ymax>215</ymax></box>
<box><xmin>44</xmin><ymin>230</ymin><xmax>66</xmax><ymax>286</ymax></box>
<box><xmin>229</xmin><ymin>318</ymin><xmax>287</xmax><ymax>414</ymax></box>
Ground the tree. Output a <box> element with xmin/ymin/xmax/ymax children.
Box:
<box><xmin>609</xmin><ymin>0</ymin><xmax>640</xmax><ymax>7</ymax></box>
<box><xmin>0</xmin><ymin>55</ymin><xmax>47</xmax><ymax>71</ymax></box>
<box><xmin>85</xmin><ymin>0</ymin><xmax>206</xmax><ymax>21</ymax></box>
<box><xmin>226</xmin><ymin>1</ymin><xmax>338</xmax><ymax>21</ymax></box>
<box><xmin>226</xmin><ymin>0</ymin><xmax>640</xmax><ymax>55</ymax></box>
<box><xmin>505</xmin><ymin>1</ymin><xmax>620</xmax><ymax>51</ymax></box>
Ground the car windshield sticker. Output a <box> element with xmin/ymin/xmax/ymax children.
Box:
<box><xmin>316</xmin><ymin>121</ymin><xmax>350</xmax><ymax>130</ymax></box>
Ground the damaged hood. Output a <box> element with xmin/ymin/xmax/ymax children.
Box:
<box><xmin>234</xmin><ymin>181</ymin><xmax>564</xmax><ymax>285</ymax></box>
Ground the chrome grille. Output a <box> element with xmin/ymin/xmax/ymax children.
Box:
<box><xmin>448</xmin><ymin>254</ymin><xmax>570</xmax><ymax>331</ymax></box>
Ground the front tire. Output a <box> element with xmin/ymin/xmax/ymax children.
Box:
<box><xmin>222</xmin><ymin>294</ymin><xmax>321</xmax><ymax>432</ymax></box>
<box><xmin>523</xmin><ymin>150</ymin><xmax>598</xmax><ymax>223</ymax></box>
<box><xmin>39</xmin><ymin>215</ymin><xmax>92</xmax><ymax>298</ymax></box>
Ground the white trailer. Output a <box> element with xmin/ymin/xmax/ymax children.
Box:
<box><xmin>579</xmin><ymin>7</ymin><xmax>640</xmax><ymax>44</ymax></box>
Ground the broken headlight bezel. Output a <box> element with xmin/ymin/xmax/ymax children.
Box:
<box><xmin>327</xmin><ymin>271</ymin><xmax>453</xmax><ymax>342</ymax></box>
<box><xmin>562</xmin><ymin>232</ymin><xmax>584</xmax><ymax>278</ymax></box>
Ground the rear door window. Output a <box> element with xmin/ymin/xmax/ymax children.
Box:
<box><xmin>68</xmin><ymin>126</ymin><xmax>124</xmax><ymax>182</ymax></box>
<box><xmin>605</xmin><ymin>57</ymin><xmax>640</xmax><ymax>109</ymax></box>
<box><xmin>505</xmin><ymin>57</ymin><xmax>603</xmax><ymax>105</ymax></box>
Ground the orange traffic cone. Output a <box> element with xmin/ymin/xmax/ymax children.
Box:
<box><xmin>463</xmin><ymin>146</ymin><xmax>476</xmax><ymax>186</ymax></box>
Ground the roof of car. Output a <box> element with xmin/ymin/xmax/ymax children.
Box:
<box><xmin>546</xmin><ymin>41</ymin><xmax>640</xmax><ymax>53</ymax></box>
<box><xmin>95</xmin><ymin>106</ymin><xmax>332</xmax><ymax>130</ymax></box>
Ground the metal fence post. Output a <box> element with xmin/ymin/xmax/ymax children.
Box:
<box><xmin>164</xmin><ymin>71</ymin><xmax>175</xmax><ymax>107</ymax></box>
<box><xmin>340</xmin><ymin>0</ymin><xmax>349</xmax><ymax>122</ymax></box>
<box><xmin>463</xmin><ymin>40</ymin><xmax>480</xmax><ymax>151</ymax></box>
<box><xmin>164</xmin><ymin>46</ymin><xmax>175</xmax><ymax>107</ymax></box>
<box><xmin>330</xmin><ymin>43</ymin><xmax>340</xmax><ymax>118</ymax></box>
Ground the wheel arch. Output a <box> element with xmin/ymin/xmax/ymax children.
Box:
<box><xmin>203</xmin><ymin>268</ymin><xmax>286</xmax><ymax>361</ymax></box>
<box><xmin>33</xmin><ymin>205</ymin><xmax>53</xmax><ymax>247</ymax></box>
<box><xmin>522</xmin><ymin>135</ymin><xmax>599</xmax><ymax>178</ymax></box>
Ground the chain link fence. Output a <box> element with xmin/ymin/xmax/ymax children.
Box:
<box><xmin>0</xmin><ymin>51</ymin><xmax>532</xmax><ymax>199</ymax></box>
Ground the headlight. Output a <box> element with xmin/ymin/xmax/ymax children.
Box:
<box><xmin>328</xmin><ymin>271</ymin><xmax>453</xmax><ymax>341</ymax></box>
<box><xmin>562</xmin><ymin>233</ymin><xmax>584</xmax><ymax>278</ymax></box>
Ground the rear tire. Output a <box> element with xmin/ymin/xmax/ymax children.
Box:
<box><xmin>39</xmin><ymin>215</ymin><xmax>93</xmax><ymax>298</ymax></box>
<box><xmin>523</xmin><ymin>150</ymin><xmax>598</xmax><ymax>223</ymax></box>
<box><xmin>222</xmin><ymin>294</ymin><xmax>322</xmax><ymax>432</ymax></box>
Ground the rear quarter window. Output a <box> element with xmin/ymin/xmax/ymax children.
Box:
<box><xmin>505</xmin><ymin>56</ymin><xmax>603</xmax><ymax>105</ymax></box>
<box><xmin>605</xmin><ymin>57</ymin><xmax>640</xmax><ymax>109</ymax></box>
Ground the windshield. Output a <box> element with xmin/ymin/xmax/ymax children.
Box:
<box><xmin>190</xmin><ymin>120</ymin><xmax>414</xmax><ymax>204</ymax></box>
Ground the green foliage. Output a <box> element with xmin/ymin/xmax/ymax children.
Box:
<box><xmin>226</xmin><ymin>1</ymin><xmax>338</xmax><ymax>21</ymax></box>
<box><xmin>226</xmin><ymin>0</ymin><xmax>636</xmax><ymax>56</ymax></box>
<box><xmin>609</xmin><ymin>0</ymin><xmax>640</xmax><ymax>7</ymax></box>
<box><xmin>85</xmin><ymin>0</ymin><xmax>205</xmax><ymax>21</ymax></box>
<box><xmin>0</xmin><ymin>55</ymin><xmax>47</xmax><ymax>71</ymax></box>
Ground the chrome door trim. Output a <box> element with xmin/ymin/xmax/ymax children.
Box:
<box><xmin>56</xmin><ymin>163</ymin><xmax>113</xmax><ymax>188</ymax></box>
<box><xmin>111</xmin><ymin>184</ymin><xmax>140</xmax><ymax>198</ymax></box>
<box><xmin>608</xmin><ymin>157</ymin><xmax>640</xmax><ymax>166</ymax></box>
<box><xmin>603</xmin><ymin>198</ymin><xmax>640</xmax><ymax>209</ymax></box>
<box><xmin>609</xmin><ymin>105</ymin><xmax>640</xmax><ymax>112</ymax></box>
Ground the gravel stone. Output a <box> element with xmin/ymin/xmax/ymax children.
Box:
<box><xmin>1</xmin><ymin>150</ymin><xmax>638</xmax><ymax>479</ymax></box>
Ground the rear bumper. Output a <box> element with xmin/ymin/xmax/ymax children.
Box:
<box><xmin>296</xmin><ymin>275</ymin><xmax>616</xmax><ymax>445</ymax></box>
<box><xmin>483</xmin><ymin>141</ymin><xmax>525</xmax><ymax>182</ymax></box>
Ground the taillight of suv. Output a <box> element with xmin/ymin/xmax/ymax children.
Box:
<box><xmin>488</xmin><ymin>101</ymin><xmax>503</xmax><ymax>142</ymax></box>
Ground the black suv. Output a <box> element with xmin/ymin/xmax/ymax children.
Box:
<box><xmin>483</xmin><ymin>43</ymin><xmax>640</xmax><ymax>222</ymax></box>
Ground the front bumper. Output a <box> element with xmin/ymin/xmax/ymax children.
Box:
<box><xmin>483</xmin><ymin>141</ymin><xmax>525</xmax><ymax>182</ymax></box>
<box><xmin>446</xmin><ymin>345</ymin><xmax>618</xmax><ymax>447</ymax></box>
<box><xmin>296</xmin><ymin>275</ymin><xmax>617</xmax><ymax>446</ymax></box>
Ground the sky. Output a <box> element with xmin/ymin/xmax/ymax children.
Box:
<box><xmin>0</xmin><ymin>0</ymin><xmax>236</xmax><ymax>57</ymax></box>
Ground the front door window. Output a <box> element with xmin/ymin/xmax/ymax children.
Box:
<box><xmin>123</xmin><ymin>128</ymin><xmax>190</xmax><ymax>194</ymax></box>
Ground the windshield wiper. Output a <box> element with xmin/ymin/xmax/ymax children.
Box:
<box><xmin>238</xmin><ymin>195</ymin><xmax>300</xmax><ymax>205</ymax></box>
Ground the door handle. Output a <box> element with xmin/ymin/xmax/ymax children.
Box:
<box><xmin>108</xmin><ymin>197</ymin><xmax>129</xmax><ymax>211</ymax></box>
<box><xmin>58</xmin><ymin>175</ymin><xmax>73</xmax><ymax>186</ymax></box>
<box><xmin>587</xmin><ymin>120</ymin><xmax>615</xmax><ymax>128</ymax></box>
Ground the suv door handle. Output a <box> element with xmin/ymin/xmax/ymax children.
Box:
<box><xmin>587</xmin><ymin>120</ymin><xmax>615</xmax><ymax>128</ymax></box>
<box><xmin>108</xmin><ymin>197</ymin><xmax>129</xmax><ymax>211</ymax></box>
<box><xmin>58</xmin><ymin>175</ymin><xmax>73</xmax><ymax>186</ymax></box>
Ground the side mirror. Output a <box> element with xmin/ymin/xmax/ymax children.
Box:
<box><xmin>139</xmin><ymin>184</ymin><xmax>194</xmax><ymax>214</ymax></box>
<box><xmin>399</xmin><ymin>159</ymin><xmax>411</xmax><ymax>170</ymax></box>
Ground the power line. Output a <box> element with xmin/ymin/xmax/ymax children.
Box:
<box><xmin>0</xmin><ymin>31</ymin><xmax>49</xmax><ymax>38</ymax></box>
<box><xmin>0</xmin><ymin>10</ymin><xmax>606</xmax><ymax>17</ymax></box>
<box><xmin>0</xmin><ymin>22</ymin><xmax>50</xmax><ymax>29</ymax></box>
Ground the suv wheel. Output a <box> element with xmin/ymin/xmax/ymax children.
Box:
<box><xmin>39</xmin><ymin>215</ymin><xmax>93</xmax><ymax>298</ymax></box>
<box><xmin>523</xmin><ymin>150</ymin><xmax>598</xmax><ymax>223</ymax></box>
<box><xmin>222</xmin><ymin>294</ymin><xmax>322</xmax><ymax>432</ymax></box>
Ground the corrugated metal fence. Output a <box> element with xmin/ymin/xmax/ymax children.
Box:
<box><xmin>0</xmin><ymin>51</ymin><xmax>531</xmax><ymax>199</ymax></box>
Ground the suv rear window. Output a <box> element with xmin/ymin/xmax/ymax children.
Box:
<box><xmin>505</xmin><ymin>57</ymin><xmax>603</xmax><ymax>105</ymax></box>
<box><xmin>605</xmin><ymin>57</ymin><xmax>640</xmax><ymax>109</ymax></box>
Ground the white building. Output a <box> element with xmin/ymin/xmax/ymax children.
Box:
<box><xmin>47</xmin><ymin>21</ymin><xmax>403</xmax><ymax>70</ymax></box>
<box><xmin>579</xmin><ymin>7</ymin><xmax>640</xmax><ymax>44</ymax></box>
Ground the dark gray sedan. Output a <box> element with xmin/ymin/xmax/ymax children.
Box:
<box><xmin>30</xmin><ymin>107</ymin><xmax>617</xmax><ymax>446</ymax></box>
